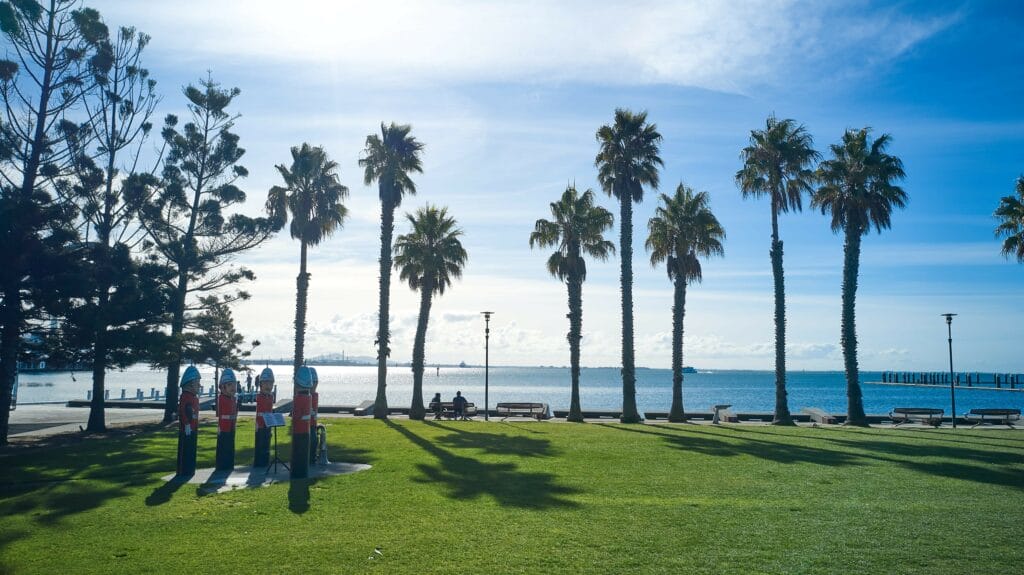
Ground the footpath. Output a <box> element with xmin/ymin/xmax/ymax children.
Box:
<box><xmin>7</xmin><ymin>404</ymin><xmax>165</xmax><ymax>440</ymax></box>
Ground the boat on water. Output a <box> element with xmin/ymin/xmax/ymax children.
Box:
<box><xmin>683</xmin><ymin>366</ymin><xmax>697</xmax><ymax>374</ymax></box>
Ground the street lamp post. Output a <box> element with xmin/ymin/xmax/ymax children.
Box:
<box><xmin>941</xmin><ymin>313</ymin><xmax>958</xmax><ymax>429</ymax></box>
<box><xmin>481</xmin><ymin>311</ymin><xmax>493</xmax><ymax>421</ymax></box>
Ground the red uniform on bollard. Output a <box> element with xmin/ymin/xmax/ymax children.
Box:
<box><xmin>176</xmin><ymin>366</ymin><xmax>201</xmax><ymax>477</ymax></box>
<box><xmin>253</xmin><ymin>367</ymin><xmax>275</xmax><ymax>467</ymax></box>
<box><xmin>290</xmin><ymin>366</ymin><xmax>314</xmax><ymax>479</ymax></box>
<box><xmin>215</xmin><ymin>369</ymin><xmax>238</xmax><ymax>471</ymax></box>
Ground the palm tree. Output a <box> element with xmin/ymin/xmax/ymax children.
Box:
<box><xmin>529</xmin><ymin>186</ymin><xmax>615</xmax><ymax>422</ymax></box>
<box><xmin>266</xmin><ymin>143</ymin><xmax>349</xmax><ymax>374</ymax></box>
<box><xmin>595</xmin><ymin>109</ymin><xmax>663</xmax><ymax>423</ymax></box>
<box><xmin>394</xmin><ymin>205</ymin><xmax>467</xmax><ymax>420</ymax></box>
<box><xmin>995</xmin><ymin>176</ymin><xmax>1024</xmax><ymax>262</ymax></box>
<box><xmin>812</xmin><ymin>128</ymin><xmax>906</xmax><ymax>426</ymax></box>
<box><xmin>646</xmin><ymin>184</ymin><xmax>725</xmax><ymax>423</ymax></box>
<box><xmin>736</xmin><ymin>115</ymin><xmax>818</xmax><ymax>426</ymax></box>
<box><xmin>360</xmin><ymin>123</ymin><xmax>424</xmax><ymax>419</ymax></box>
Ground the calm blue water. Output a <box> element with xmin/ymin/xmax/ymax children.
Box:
<box><xmin>14</xmin><ymin>365</ymin><xmax>1024</xmax><ymax>415</ymax></box>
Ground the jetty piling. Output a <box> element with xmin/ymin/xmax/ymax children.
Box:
<box><xmin>875</xmin><ymin>370</ymin><xmax>1023</xmax><ymax>392</ymax></box>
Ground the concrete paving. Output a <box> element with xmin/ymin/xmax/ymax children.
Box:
<box><xmin>159</xmin><ymin>462</ymin><xmax>372</xmax><ymax>493</ymax></box>
<box><xmin>8</xmin><ymin>404</ymin><xmax>1000</xmax><ymax>443</ymax></box>
<box><xmin>8</xmin><ymin>404</ymin><xmax>165</xmax><ymax>438</ymax></box>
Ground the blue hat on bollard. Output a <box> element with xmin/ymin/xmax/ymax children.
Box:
<box><xmin>259</xmin><ymin>367</ymin><xmax>275</xmax><ymax>384</ymax></box>
<box><xmin>180</xmin><ymin>365</ymin><xmax>201</xmax><ymax>386</ymax></box>
<box><xmin>220</xmin><ymin>368</ymin><xmax>237</xmax><ymax>384</ymax></box>
<box><xmin>310</xmin><ymin>367</ymin><xmax>319</xmax><ymax>387</ymax></box>
<box><xmin>295</xmin><ymin>365</ymin><xmax>314</xmax><ymax>389</ymax></box>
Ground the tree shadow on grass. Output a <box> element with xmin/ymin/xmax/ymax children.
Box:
<box><xmin>385</xmin><ymin>420</ymin><xmax>578</xmax><ymax>510</ymax></box>
<box><xmin>810</xmin><ymin>435</ymin><xmax>1024</xmax><ymax>489</ymax></box>
<box><xmin>145</xmin><ymin>475</ymin><xmax>189</xmax><ymax>506</ymax></box>
<box><xmin>2</xmin><ymin>427</ymin><xmax>181</xmax><ymax>523</ymax></box>
<box><xmin>424</xmin><ymin>421</ymin><xmax>555</xmax><ymax>458</ymax></box>
<box><xmin>2</xmin><ymin>423</ymin><xmax>275</xmax><ymax>522</ymax></box>
<box><xmin>604</xmin><ymin>423</ymin><xmax>1024</xmax><ymax>491</ymax></box>
<box><xmin>636</xmin><ymin>424</ymin><xmax>863</xmax><ymax>467</ymax></box>
<box><xmin>499</xmin><ymin>421</ymin><xmax>547</xmax><ymax>434</ymax></box>
<box><xmin>288</xmin><ymin>478</ymin><xmax>311</xmax><ymax>514</ymax></box>
<box><xmin>903</xmin><ymin>428</ymin><xmax>1023</xmax><ymax>446</ymax></box>
<box><xmin>0</xmin><ymin>527</ymin><xmax>27</xmax><ymax>575</ymax></box>
<box><xmin>831</xmin><ymin>426</ymin><xmax>1024</xmax><ymax>451</ymax></box>
<box><xmin>816</xmin><ymin>435</ymin><xmax>1024</xmax><ymax>466</ymax></box>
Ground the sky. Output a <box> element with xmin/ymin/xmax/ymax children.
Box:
<box><xmin>89</xmin><ymin>0</ymin><xmax>1023</xmax><ymax>371</ymax></box>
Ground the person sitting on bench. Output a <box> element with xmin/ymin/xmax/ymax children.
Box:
<box><xmin>452</xmin><ymin>391</ymin><xmax>469</xmax><ymax>420</ymax></box>
<box><xmin>431</xmin><ymin>393</ymin><xmax>442</xmax><ymax>419</ymax></box>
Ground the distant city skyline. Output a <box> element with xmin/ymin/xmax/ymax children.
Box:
<box><xmin>93</xmin><ymin>0</ymin><xmax>1023</xmax><ymax>371</ymax></box>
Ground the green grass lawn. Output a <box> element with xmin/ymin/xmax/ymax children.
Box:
<box><xmin>1</xmin><ymin>419</ymin><xmax>1022</xmax><ymax>574</ymax></box>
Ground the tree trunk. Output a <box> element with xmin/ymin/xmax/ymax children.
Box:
<box><xmin>668</xmin><ymin>277</ymin><xmax>687</xmax><ymax>422</ymax></box>
<box><xmin>163</xmin><ymin>270</ymin><xmax>189</xmax><ymax>422</ymax></box>
<box><xmin>770</xmin><ymin>206</ymin><xmax>794</xmax><ymax>425</ymax></box>
<box><xmin>619</xmin><ymin>199</ymin><xmax>641</xmax><ymax>423</ymax></box>
<box><xmin>374</xmin><ymin>201</ymin><xmax>395</xmax><ymax>419</ymax></box>
<box><xmin>293</xmin><ymin>241</ymin><xmax>309</xmax><ymax>374</ymax></box>
<box><xmin>0</xmin><ymin>281</ymin><xmax>20</xmax><ymax>446</ymax></box>
<box><xmin>567</xmin><ymin>271</ymin><xmax>583</xmax><ymax>423</ymax></box>
<box><xmin>87</xmin><ymin>64</ymin><xmax>124</xmax><ymax>434</ymax></box>
<box><xmin>842</xmin><ymin>227</ymin><xmax>867</xmax><ymax>426</ymax></box>
<box><xmin>0</xmin><ymin>6</ymin><xmax>58</xmax><ymax>444</ymax></box>
<box><xmin>87</xmin><ymin>229</ymin><xmax>113</xmax><ymax>432</ymax></box>
<box><xmin>86</xmin><ymin>288</ymin><xmax>109</xmax><ymax>432</ymax></box>
<box><xmin>409</xmin><ymin>278</ymin><xmax>434</xmax><ymax>420</ymax></box>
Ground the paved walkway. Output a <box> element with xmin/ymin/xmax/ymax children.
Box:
<box><xmin>8</xmin><ymin>404</ymin><xmax>165</xmax><ymax>439</ymax></box>
<box><xmin>8</xmin><ymin>404</ymin><xmax>998</xmax><ymax>442</ymax></box>
<box><xmin>160</xmin><ymin>462</ymin><xmax>371</xmax><ymax>493</ymax></box>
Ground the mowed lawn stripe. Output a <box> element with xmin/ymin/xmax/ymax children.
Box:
<box><xmin>1</xmin><ymin>419</ymin><xmax>1021</xmax><ymax>574</ymax></box>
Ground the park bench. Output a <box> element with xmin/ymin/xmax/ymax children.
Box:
<box><xmin>890</xmin><ymin>407</ymin><xmax>944</xmax><ymax>427</ymax></box>
<box><xmin>495</xmin><ymin>402</ymin><xmax>550</xmax><ymax>421</ymax></box>
<box><xmin>801</xmin><ymin>407</ymin><xmax>838</xmax><ymax>425</ymax></box>
<box><xmin>353</xmin><ymin>400</ymin><xmax>375</xmax><ymax>416</ymax></box>
<box><xmin>964</xmin><ymin>408</ymin><xmax>1020</xmax><ymax>428</ymax></box>
<box><xmin>428</xmin><ymin>401</ymin><xmax>478</xmax><ymax>420</ymax></box>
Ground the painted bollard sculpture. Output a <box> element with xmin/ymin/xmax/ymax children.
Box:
<box><xmin>176</xmin><ymin>366</ymin><xmax>201</xmax><ymax>477</ymax></box>
<box><xmin>215</xmin><ymin>368</ymin><xmax>239</xmax><ymax>471</ymax></box>
<box><xmin>309</xmin><ymin>367</ymin><xmax>319</xmax><ymax>465</ymax></box>
<box><xmin>291</xmin><ymin>366</ymin><xmax>313</xmax><ymax>479</ymax></box>
<box><xmin>253</xmin><ymin>367</ymin><xmax>275</xmax><ymax>467</ymax></box>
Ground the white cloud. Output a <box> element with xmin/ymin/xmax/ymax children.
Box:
<box><xmin>102</xmin><ymin>0</ymin><xmax>959</xmax><ymax>94</ymax></box>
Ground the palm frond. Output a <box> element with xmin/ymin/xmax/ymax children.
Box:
<box><xmin>394</xmin><ymin>204</ymin><xmax>467</xmax><ymax>295</ymax></box>
<box><xmin>528</xmin><ymin>185</ymin><xmax>615</xmax><ymax>283</ymax></box>
<box><xmin>646</xmin><ymin>183</ymin><xmax>726</xmax><ymax>283</ymax></box>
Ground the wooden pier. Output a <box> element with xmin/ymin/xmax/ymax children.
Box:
<box><xmin>869</xmin><ymin>371</ymin><xmax>1024</xmax><ymax>391</ymax></box>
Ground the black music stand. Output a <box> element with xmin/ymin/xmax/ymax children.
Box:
<box><xmin>263</xmin><ymin>413</ymin><xmax>289</xmax><ymax>475</ymax></box>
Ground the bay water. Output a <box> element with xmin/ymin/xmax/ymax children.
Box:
<box><xmin>15</xmin><ymin>364</ymin><xmax>1024</xmax><ymax>415</ymax></box>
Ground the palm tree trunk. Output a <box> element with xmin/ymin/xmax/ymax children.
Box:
<box><xmin>410</xmin><ymin>278</ymin><xmax>433</xmax><ymax>420</ymax></box>
<box><xmin>294</xmin><ymin>240</ymin><xmax>309</xmax><ymax>374</ymax></box>
<box><xmin>619</xmin><ymin>199</ymin><xmax>641</xmax><ymax>423</ymax></box>
<box><xmin>567</xmin><ymin>272</ymin><xmax>583</xmax><ymax>423</ymax></box>
<box><xmin>842</xmin><ymin>227</ymin><xmax>867</xmax><ymax>426</ymax></box>
<box><xmin>374</xmin><ymin>201</ymin><xmax>395</xmax><ymax>419</ymax></box>
<box><xmin>668</xmin><ymin>277</ymin><xmax>687</xmax><ymax>422</ymax></box>
<box><xmin>770</xmin><ymin>207</ymin><xmax>794</xmax><ymax>425</ymax></box>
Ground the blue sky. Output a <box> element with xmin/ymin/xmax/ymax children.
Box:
<box><xmin>94</xmin><ymin>0</ymin><xmax>1023</xmax><ymax>371</ymax></box>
